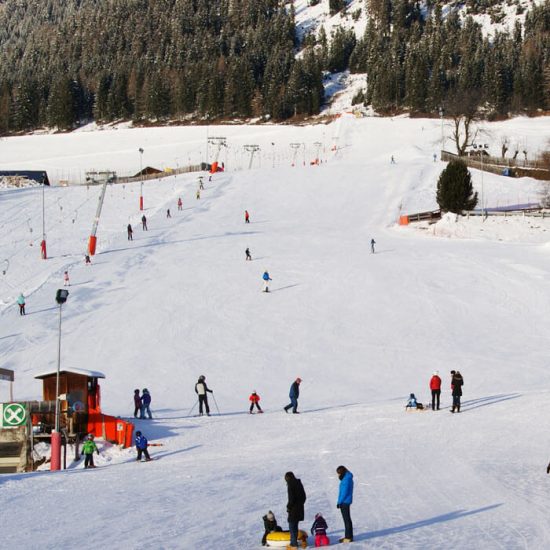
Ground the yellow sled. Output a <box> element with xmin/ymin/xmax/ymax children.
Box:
<box><xmin>266</xmin><ymin>529</ymin><xmax>308</xmax><ymax>548</ymax></box>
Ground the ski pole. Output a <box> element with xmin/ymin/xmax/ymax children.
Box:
<box><xmin>212</xmin><ymin>393</ymin><xmax>221</xmax><ymax>415</ymax></box>
<box><xmin>187</xmin><ymin>399</ymin><xmax>198</xmax><ymax>417</ymax></box>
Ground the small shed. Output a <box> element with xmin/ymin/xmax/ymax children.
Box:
<box><xmin>132</xmin><ymin>166</ymin><xmax>162</xmax><ymax>178</ymax></box>
<box><xmin>34</xmin><ymin>368</ymin><xmax>105</xmax><ymax>435</ymax></box>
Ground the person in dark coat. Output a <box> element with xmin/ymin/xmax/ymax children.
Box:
<box><xmin>140</xmin><ymin>388</ymin><xmax>152</xmax><ymax>419</ymax></box>
<box><xmin>245</xmin><ymin>247</ymin><xmax>252</xmax><ymax>261</ymax></box>
<box><xmin>261</xmin><ymin>510</ymin><xmax>282</xmax><ymax>546</ymax></box>
<box><xmin>135</xmin><ymin>430</ymin><xmax>151</xmax><ymax>461</ymax></box>
<box><xmin>127</xmin><ymin>224</ymin><xmax>133</xmax><ymax>240</ymax></box>
<box><xmin>133</xmin><ymin>389</ymin><xmax>141</xmax><ymax>418</ymax></box>
<box><xmin>195</xmin><ymin>375</ymin><xmax>213</xmax><ymax>416</ymax></box>
<box><xmin>285</xmin><ymin>471</ymin><xmax>306</xmax><ymax>549</ymax></box>
<box><xmin>141</xmin><ymin>215</ymin><xmax>148</xmax><ymax>230</ymax></box>
<box><xmin>450</xmin><ymin>370</ymin><xmax>464</xmax><ymax>413</ymax></box>
<box><xmin>284</xmin><ymin>378</ymin><xmax>302</xmax><ymax>414</ymax></box>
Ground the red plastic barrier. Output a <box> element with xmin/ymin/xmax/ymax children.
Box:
<box><xmin>399</xmin><ymin>215</ymin><xmax>409</xmax><ymax>226</ymax></box>
<box><xmin>50</xmin><ymin>432</ymin><xmax>61</xmax><ymax>471</ymax></box>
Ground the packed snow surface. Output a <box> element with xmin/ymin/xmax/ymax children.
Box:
<box><xmin>1</xmin><ymin>115</ymin><xmax>550</xmax><ymax>549</ymax></box>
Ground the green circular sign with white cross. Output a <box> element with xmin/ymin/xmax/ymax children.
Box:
<box><xmin>3</xmin><ymin>403</ymin><xmax>27</xmax><ymax>426</ymax></box>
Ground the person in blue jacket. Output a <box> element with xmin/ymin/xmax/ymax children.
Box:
<box><xmin>262</xmin><ymin>270</ymin><xmax>272</xmax><ymax>293</ymax></box>
<box><xmin>140</xmin><ymin>388</ymin><xmax>152</xmax><ymax>419</ymax></box>
<box><xmin>336</xmin><ymin>465</ymin><xmax>354</xmax><ymax>543</ymax></box>
<box><xmin>284</xmin><ymin>377</ymin><xmax>302</xmax><ymax>414</ymax></box>
<box><xmin>135</xmin><ymin>430</ymin><xmax>151</xmax><ymax>461</ymax></box>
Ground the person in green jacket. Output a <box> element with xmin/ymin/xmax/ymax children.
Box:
<box><xmin>82</xmin><ymin>434</ymin><xmax>99</xmax><ymax>468</ymax></box>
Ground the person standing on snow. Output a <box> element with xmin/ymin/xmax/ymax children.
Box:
<box><xmin>245</xmin><ymin>210</ymin><xmax>250</xmax><ymax>223</ymax></box>
<box><xmin>284</xmin><ymin>377</ymin><xmax>302</xmax><ymax>414</ymax></box>
<box><xmin>450</xmin><ymin>370</ymin><xmax>464</xmax><ymax>413</ymax></box>
<box><xmin>133</xmin><ymin>389</ymin><xmax>142</xmax><ymax>418</ymax></box>
<box><xmin>141</xmin><ymin>214</ymin><xmax>148</xmax><ymax>231</ymax></box>
<box><xmin>196</xmin><ymin>189</ymin><xmax>201</xmax><ymax>200</ymax></box>
<box><xmin>82</xmin><ymin>434</ymin><xmax>99</xmax><ymax>469</ymax></box>
<box><xmin>166</xmin><ymin>208</ymin><xmax>171</xmax><ymax>218</ymax></box>
<box><xmin>245</xmin><ymin>248</ymin><xmax>252</xmax><ymax>261</ymax></box>
<box><xmin>63</xmin><ymin>271</ymin><xmax>70</xmax><ymax>286</ymax></box>
<box><xmin>135</xmin><ymin>430</ymin><xmax>151</xmax><ymax>462</ymax></box>
<box><xmin>17</xmin><ymin>293</ymin><xmax>26</xmax><ymax>316</ymax></box>
<box><xmin>262</xmin><ymin>270</ymin><xmax>272</xmax><ymax>293</ymax></box>
<box><xmin>249</xmin><ymin>391</ymin><xmax>263</xmax><ymax>414</ymax></box>
<box><xmin>140</xmin><ymin>388</ymin><xmax>152</xmax><ymax>419</ymax></box>
<box><xmin>127</xmin><ymin>224</ymin><xmax>133</xmax><ymax>240</ymax></box>
<box><xmin>195</xmin><ymin>375</ymin><xmax>213</xmax><ymax>416</ymax></box>
<box><xmin>285</xmin><ymin>471</ymin><xmax>306</xmax><ymax>550</ymax></box>
<box><xmin>336</xmin><ymin>465</ymin><xmax>354</xmax><ymax>543</ymax></box>
<box><xmin>370</xmin><ymin>238</ymin><xmax>376</xmax><ymax>254</ymax></box>
<box><xmin>430</xmin><ymin>371</ymin><xmax>442</xmax><ymax>410</ymax></box>
<box><xmin>177</xmin><ymin>197</ymin><xmax>183</xmax><ymax>211</ymax></box>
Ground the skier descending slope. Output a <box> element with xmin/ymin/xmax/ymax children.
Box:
<box><xmin>262</xmin><ymin>270</ymin><xmax>272</xmax><ymax>292</ymax></box>
<box><xmin>195</xmin><ymin>375</ymin><xmax>213</xmax><ymax>416</ymax></box>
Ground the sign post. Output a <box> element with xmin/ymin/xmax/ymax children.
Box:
<box><xmin>0</xmin><ymin>403</ymin><xmax>27</xmax><ymax>428</ymax></box>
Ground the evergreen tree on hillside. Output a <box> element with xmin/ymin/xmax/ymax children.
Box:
<box><xmin>436</xmin><ymin>160</ymin><xmax>478</xmax><ymax>214</ymax></box>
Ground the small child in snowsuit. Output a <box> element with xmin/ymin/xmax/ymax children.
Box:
<box><xmin>63</xmin><ymin>271</ymin><xmax>70</xmax><ymax>286</ymax></box>
<box><xmin>135</xmin><ymin>430</ymin><xmax>151</xmax><ymax>461</ymax></box>
<box><xmin>85</xmin><ymin>254</ymin><xmax>91</xmax><ymax>265</ymax></box>
<box><xmin>406</xmin><ymin>393</ymin><xmax>423</xmax><ymax>410</ymax></box>
<box><xmin>311</xmin><ymin>513</ymin><xmax>330</xmax><ymax>547</ymax></box>
<box><xmin>262</xmin><ymin>271</ymin><xmax>272</xmax><ymax>293</ymax></box>
<box><xmin>82</xmin><ymin>434</ymin><xmax>99</xmax><ymax>468</ymax></box>
<box><xmin>133</xmin><ymin>389</ymin><xmax>141</xmax><ymax>418</ymax></box>
<box><xmin>249</xmin><ymin>391</ymin><xmax>263</xmax><ymax>414</ymax></box>
<box><xmin>261</xmin><ymin>510</ymin><xmax>283</xmax><ymax>546</ymax></box>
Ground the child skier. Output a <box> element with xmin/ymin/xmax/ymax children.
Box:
<box><xmin>311</xmin><ymin>513</ymin><xmax>330</xmax><ymax>547</ymax></box>
<box><xmin>85</xmin><ymin>254</ymin><xmax>91</xmax><ymax>265</ymax></box>
<box><xmin>82</xmin><ymin>433</ymin><xmax>99</xmax><ymax>468</ymax></box>
<box><xmin>135</xmin><ymin>430</ymin><xmax>151</xmax><ymax>462</ymax></box>
<box><xmin>261</xmin><ymin>510</ymin><xmax>283</xmax><ymax>546</ymax></box>
<box><xmin>245</xmin><ymin>210</ymin><xmax>250</xmax><ymax>223</ymax></box>
<box><xmin>249</xmin><ymin>391</ymin><xmax>263</xmax><ymax>414</ymax></box>
<box><xmin>140</xmin><ymin>388</ymin><xmax>152</xmax><ymax>419</ymax></box>
<box><xmin>17</xmin><ymin>293</ymin><xmax>26</xmax><ymax>315</ymax></box>
<box><xmin>195</xmin><ymin>375</ymin><xmax>213</xmax><ymax>416</ymax></box>
<box><xmin>245</xmin><ymin>248</ymin><xmax>252</xmax><ymax>261</ymax></box>
<box><xmin>63</xmin><ymin>271</ymin><xmax>70</xmax><ymax>286</ymax></box>
<box><xmin>133</xmin><ymin>389</ymin><xmax>141</xmax><ymax>418</ymax></box>
<box><xmin>405</xmin><ymin>393</ymin><xmax>424</xmax><ymax>410</ymax></box>
<box><xmin>262</xmin><ymin>271</ymin><xmax>272</xmax><ymax>293</ymax></box>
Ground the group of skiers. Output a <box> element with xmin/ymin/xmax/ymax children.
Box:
<box><xmin>262</xmin><ymin>465</ymin><xmax>354</xmax><ymax>548</ymax></box>
<box><xmin>406</xmin><ymin>370</ymin><xmax>465</xmax><ymax>412</ymax></box>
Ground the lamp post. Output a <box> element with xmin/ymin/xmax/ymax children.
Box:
<box><xmin>139</xmin><ymin>148</ymin><xmax>144</xmax><ymax>211</ymax></box>
<box><xmin>41</xmin><ymin>183</ymin><xmax>47</xmax><ymax>259</ymax></box>
<box><xmin>439</xmin><ymin>107</ymin><xmax>444</xmax><ymax>153</ymax></box>
<box><xmin>51</xmin><ymin>288</ymin><xmax>69</xmax><ymax>471</ymax></box>
<box><xmin>473</xmin><ymin>143</ymin><xmax>489</xmax><ymax>218</ymax></box>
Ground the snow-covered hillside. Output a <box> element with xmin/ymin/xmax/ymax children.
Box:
<box><xmin>1</xmin><ymin>115</ymin><xmax>550</xmax><ymax>549</ymax></box>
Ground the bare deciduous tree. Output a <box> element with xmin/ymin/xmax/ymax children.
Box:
<box><xmin>443</xmin><ymin>90</ymin><xmax>482</xmax><ymax>156</ymax></box>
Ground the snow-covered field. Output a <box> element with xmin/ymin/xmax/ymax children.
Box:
<box><xmin>1</xmin><ymin>115</ymin><xmax>550</xmax><ymax>549</ymax></box>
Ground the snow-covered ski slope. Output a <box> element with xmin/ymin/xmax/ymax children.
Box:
<box><xmin>1</xmin><ymin>115</ymin><xmax>550</xmax><ymax>549</ymax></box>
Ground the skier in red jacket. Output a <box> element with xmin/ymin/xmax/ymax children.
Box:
<box><xmin>249</xmin><ymin>391</ymin><xmax>263</xmax><ymax>414</ymax></box>
<box><xmin>429</xmin><ymin>371</ymin><xmax>442</xmax><ymax>410</ymax></box>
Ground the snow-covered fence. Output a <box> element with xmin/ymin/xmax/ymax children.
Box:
<box><xmin>440</xmin><ymin>151</ymin><xmax>550</xmax><ymax>180</ymax></box>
